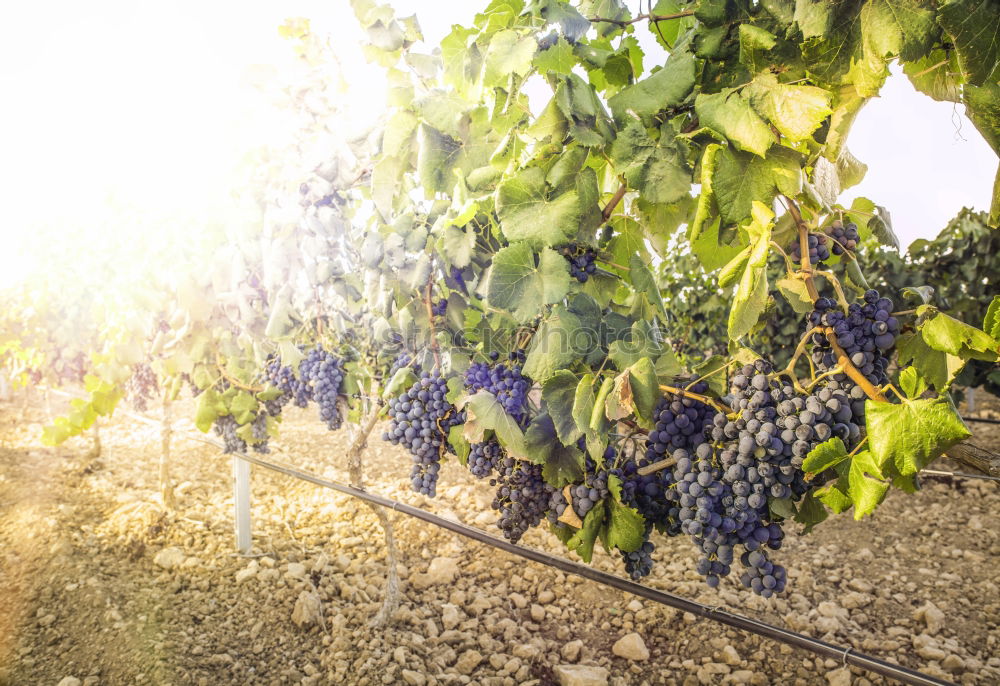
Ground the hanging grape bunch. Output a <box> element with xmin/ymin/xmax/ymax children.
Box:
<box><xmin>563</xmin><ymin>247</ymin><xmax>597</xmax><ymax>283</ymax></box>
<box><xmin>125</xmin><ymin>363</ymin><xmax>158</xmax><ymax>412</ymax></box>
<box><xmin>826</xmin><ymin>219</ymin><xmax>860</xmax><ymax>255</ymax></box>
<box><xmin>266</xmin><ymin>356</ymin><xmax>312</xmax><ymax>408</ymax></box>
<box><xmin>463</xmin><ymin>351</ymin><xmax>531</xmax><ymax>425</ymax></box>
<box><xmin>788</xmin><ymin>233</ymin><xmax>830</xmax><ymax>265</ymax></box>
<box><xmin>489</xmin><ymin>455</ymin><xmax>557</xmax><ymax>544</ymax></box>
<box><xmin>431</xmin><ymin>298</ymin><xmax>448</xmax><ymax>317</ymax></box>
<box><xmin>382</xmin><ymin>371</ymin><xmax>462</xmax><ymax>497</ymax></box>
<box><xmin>807</xmin><ymin>289</ymin><xmax>899</xmax><ymax>388</ymax></box>
<box><xmin>300</xmin><ymin>346</ymin><xmax>346</xmax><ymax>430</ymax></box>
<box><xmin>214</xmin><ymin>415</ymin><xmax>247</xmax><ymax>454</ymax></box>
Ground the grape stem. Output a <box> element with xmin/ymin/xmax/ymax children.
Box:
<box><xmin>658</xmin><ymin>384</ymin><xmax>730</xmax><ymax>414</ymax></box>
<box><xmin>587</xmin><ymin>9</ymin><xmax>695</xmax><ymax>28</ymax></box>
<box><xmin>782</xmin><ymin>195</ymin><xmax>820</xmax><ymax>302</ymax></box>
<box><xmin>424</xmin><ymin>277</ymin><xmax>440</xmax><ymax>367</ymax></box>
<box><xmin>602</xmin><ymin>181</ymin><xmax>628</xmax><ymax>221</ymax></box>
<box><xmin>684</xmin><ymin>360</ymin><xmax>732</xmax><ymax>390</ymax></box>
<box><xmin>822</xmin><ymin>328</ymin><xmax>887</xmax><ymax>401</ymax></box>
<box><xmin>814</xmin><ymin>270</ymin><xmax>850</xmax><ymax>311</ymax></box>
<box><xmin>775</xmin><ymin>326</ymin><xmax>821</xmax><ymax>393</ymax></box>
<box><xmin>891</xmin><ymin>309</ymin><xmax>917</xmax><ymax>317</ymax></box>
<box><xmin>769</xmin><ymin>241</ymin><xmax>796</xmax><ymax>273</ymax></box>
<box><xmin>803</xmin><ymin>365</ymin><xmax>843</xmax><ymax>393</ymax></box>
<box><xmin>214</xmin><ymin>353</ymin><xmax>264</xmax><ymax>393</ymax></box>
<box><xmin>637</xmin><ymin>455</ymin><xmax>679</xmax><ymax>476</ymax></box>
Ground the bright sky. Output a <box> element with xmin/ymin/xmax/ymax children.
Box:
<box><xmin>0</xmin><ymin>1</ymin><xmax>995</xmax><ymax>289</ymax></box>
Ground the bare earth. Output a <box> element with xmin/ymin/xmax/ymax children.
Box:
<box><xmin>1</xmin><ymin>392</ymin><xmax>998</xmax><ymax>686</ymax></box>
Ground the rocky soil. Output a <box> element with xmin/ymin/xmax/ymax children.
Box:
<box><xmin>0</xmin><ymin>391</ymin><xmax>998</xmax><ymax>686</ymax></box>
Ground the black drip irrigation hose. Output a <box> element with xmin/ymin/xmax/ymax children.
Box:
<box><xmin>231</xmin><ymin>452</ymin><xmax>955</xmax><ymax>686</ymax></box>
<box><xmin>962</xmin><ymin>415</ymin><xmax>1000</xmax><ymax>425</ymax></box>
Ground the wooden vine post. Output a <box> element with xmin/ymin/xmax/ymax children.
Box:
<box><xmin>345</xmin><ymin>392</ymin><xmax>400</xmax><ymax>628</ymax></box>
<box><xmin>160</xmin><ymin>394</ymin><xmax>176</xmax><ymax>509</ymax></box>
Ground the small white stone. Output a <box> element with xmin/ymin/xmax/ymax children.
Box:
<box><xmin>612</xmin><ymin>632</ymin><xmax>649</xmax><ymax>661</ymax></box>
<box><xmin>826</xmin><ymin>667</ymin><xmax>852</xmax><ymax>686</ymax></box>
<box><xmin>553</xmin><ymin>664</ymin><xmax>609</xmax><ymax>686</ymax></box>
<box><xmin>153</xmin><ymin>547</ymin><xmax>185</xmax><ymax>570</ymax></box>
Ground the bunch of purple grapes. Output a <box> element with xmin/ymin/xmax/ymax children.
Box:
<box><xmin>126</xmin><ymin>363</ymin><xmax>158</xmax><ymax>412</ymax></box>
<box><xmin>807</xmin><ymin>289</ymin><xmax>899</xmax><ymax>387</ymax></box>
<box><xmin>565</xmin><ymin>248</ymin><xmax>597</xmax><ymax>283</ymax></box>
<box><xmin>464</xmin><ymin>351</ymin><xmax>531</xmax><ymax>425</ymax></box>
<box><xmin>300</xmin><ymin>347</ymin><xmax>345</xmax><ymax>430</ymax></box>
<box><xmin>382</xmin><ymin>371</ymin><xmax>462</xmax><ymax>497</ymax></box>
<box><xmin>266</xmin><ymin>357</ymin><xmax>311</xmax><ymax>408</ymax></box>
<box><xmin>788</xmin><ymin>233</ymin><xmax>830</xmax><ymax>265</ymax></box>
<box><xmin>431</xmin><ymin>299</ymin><xmax>448</xmax><ymax>317</ymax></box>
<box><xmin>826</xmin><ymin>219</ymin><xmax>860</xmax><ymax>255</ymax></box>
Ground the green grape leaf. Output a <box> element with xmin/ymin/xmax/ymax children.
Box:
<box><xmin>793</xmin><ymin>491</ymin><xmax>828</xmax><ymax>534</ymax></box>
<box><xmin>383</xmin><ymin>367</ymin><xmax>418</xmax><ymax>399</ymax></box>
<box><xmin>903</xmin><ymin>49</ymin><xmax>962</xmax><ymax>103</ymax></box>
<box><xmin>592</xmin><ymin>377</ymin><xmax>615</xmax><ymax>431</ymax></box>
<box><xmin>629</xmin><ymin>254</ymin><xmax>669</xmax><ymax>323</ymax></box>
<box><xmin>230</xmin><ymin>391</ymin><xmax>259</xmax><ymax>426</ymax></box>
<box><xmin>627</xmin><ymin>357</ymin><xmax>658</xmax><ymax>428</ymax></box>
<box><xmin>937</xmin><ymin>0</ymin><xmax>1000</xmax><ymax>87</ymax></box>
<box><xmin>868</xmin><ymin>204</ymin><xmax>900</xmax><ymax>250</ymax></box>
<box><xmin>566</xmin><ymin>503</ymin><xmax>605</xmax><ymax>563</ymax></box>
<box><xmin>728</xmin><ymin>202</ymin><xmax>774</xmax><ymax>341</ymax></box>
<box><xmin>866</xmin><ymin>396</ymin><xmax>972</xmax><ymax>476</ymax></box>
<box><xmin>983</xmin><ymin>296</ymin><xmax>1000</xmax><ymax>340</ymax></box>
<box><xmin>836</xmin><ymin>147</ymin><xmax>868</xmax><ymax>191</ymax></box>
<box><xmin>483</xmin><ymin>29</ymin><xmax>537</xmax><ymax>86</ymax></box>
<box><xmin>719</xmin><ymin>246</ymin><xmax>751</xmax><ymax>289</ymax></box>
<box><xmin>195</xmin><ymin>388</ymin><xmax>225</xmax><ymax>433</ymax></box>
<box><xmin>655</xmin><ymin>348</ymin><xmax>686</xmax><ymax>383</ymax></box>
<box><xmin>738</xmin><ymin>23</ymin><xmax>777</xmax><ymax>72</ymax></box>
<box><xmin>523</xmin><ymin>305</ymin><xmax>584</xmax><ymax>383</ymax></box>
<box><xmin>815</xmin><ymin>481</ymin><xmax>853</xmax><ymax>514</ymax></box>
<box><xmin>496</xmin><ymin>167</ymin><xmax>582</xmax><ymax>245</ymax></box>
<box><xmin>896</xmin><ymin>332</ymin><xmax>966</xmax><ymax>391</ymax></box>
<box><xmin>714</xmin><ymin>146</ymin><xmax>802</xmax><ymax>225</ymax></box>
<box><xmin>417</xmin><ymin>125</ymin><xmax>462</xmax><ymax>197</ymax></box>
<box><xmin>695</xmin><ymin>89</ymin><xmax>775</xmax><ymax>157</ymax></box>
<box><xmin>542</xmin><ymin>370</ymin><xmax>583</xmax><ymax>445</ymax></box>
<box><xmin>554</xmin><ymin>73</ymin><xmax>615</xmax><ymax>146</ymax></box>
<box><xmin>802</xmin><ymin>437</ymin><xmax>850</xmax><ymax>476</ymax></box>
<box><xmin>609</xmin><ymin>121</ymin><xmax>692</xmax><ymax>205</ymax></box>
<box><xmin>769</xmin><ymin>497</ymin><xmax>797</xmax><ymax>520</ymax></box>
<box><xmin>692</xmin><ymin>355</ymin><xmax>728</xmax><ymax>397</ymax></box>
<box><xmin>917</xmin><ymin>306</ymin><xmax>999</xmax><ymax>360</ymax></box>
<box><xmin>603</xmin><ymin>476</ymin><xmax>646</xmax><ymax>553</ymax></box>
<box><xmin>573</xmin><ymin>373</ymin><xmax>597</xmax><ymax>435</ymax></box>
<box><xmin>523</xmin><ymin>413</ymin><xmax>559</xmax><ymax>464</ymax></box>
<box><xmin>542</xmin><ymin>442</ymin><xmax>587</xmax><ymax>487</ymax></box>
<box><xmin>463</xmin><ymin>390</ymin><xmax>528</xmax><ymax>457</ymax></box>
<box><xmin>777</xmin><ymin>275</ymin><xmax>815</xmax><ymax>314</ymax></box>
<box><xmin>486</xmin><ymin>243</ymin><xmax>572</xmax><ymax>322</ymax></box>
<box><xmin>440</xmin><ymin>225</ymin><xmax>478</xmax><ymax>268</ymax></box>
<box><xmin>847</xmin><ymin>450</ymin><xmax>889</xmax><ymax>520</ymax></box>
<box><xmin>898</xmin><ymin>365</ymin><xmax>929</xmax><ymax>399</ymax></box>
<box><xmin>448</xmin><ymin>425</ymin><xmax>471</xmax><ymax>466</ymax></box>
<box><xmin>861</xmin><ymin>0</ymin><xmax>937</xmax><ymax>63</ymax></box>
<box><xmin>747</xmin><ymin>73</ymin><xmax>833</xmax><ymax>143</ymax></box>
<box><xmin>607</xmin><ymin>52</ymin><xmax>696</xmax><ymax>125</ymax></box>
<box><xmin>964</xmin><ymin>83</ymin><xmax>1000</xmax><ymax>156</ymax></box>
<box><xmin>533</xmin><ymin>36</ymin><xmax>577</xmax><ymax>74</ymax></box>
<box><xmin>609</xmin><ymin>320</ymin><xmax>662</xmax><ymax>369</ymax></box>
